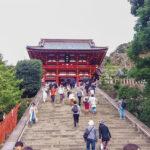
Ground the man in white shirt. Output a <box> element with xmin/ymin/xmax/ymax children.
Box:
<box><xmin>58</xmin><ymin>85</ymin><xmax>65</xmax><ymax>102</ymax></box>
<box><xmin>89</xmin><ymin>94</ymin><xmax>97</xmax><ymax>114</ymax></box>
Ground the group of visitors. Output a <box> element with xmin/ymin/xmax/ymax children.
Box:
<box><xmin>71</xmin><ymin>80</ymin><xmax>98</xmax><ymax>127</ymax></box>
<box><xmin>83</xmin><ymin>119</ymin><xmax>111</xmax><ymax>150</ymax></box>
<box><xmin>70</xmin><ymin>79</ymin><xmax>138</xmax><ymax>150</ymax></box>
<box><xmin>42</xmin><ymin>82</ymin><xmax>65</xmax><ymax>103</ymax></box>
<box><xmin>30</xmin><ymin>78</ymin><xmax>139</xmax><ymax>150</ymax></box>
<box><xmin>61</xmin><ymin>78</ymin><xmax>76</xmax><ymax>89</ymax></box>
<box><xmin>14</xmin><ymin>141</ymin><xmax>33</xmax><ymax>150</ymax></box>
<box><xmin>69</xmin><ymin>80</ymin><xmax>112</xmax><ymax>150</ymax></box>
<box><xmin>72</xmin><ymin>81</ymin><xmax>111</xmax><ymax>150</ymax></box>
<box><xmin>82</xmin><ymin>81</ymin><xmax>97</xmax><ymax>114</ymax></box>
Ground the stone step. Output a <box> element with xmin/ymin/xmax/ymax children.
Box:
<box><xmin>21</xmin><ymin>88</ymin><xmax>150</xmax><ymax>150</ymax></box>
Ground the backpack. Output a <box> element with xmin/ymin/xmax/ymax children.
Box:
<box><xmin>72</xmin><ymin>105</ymin><xmax>78</xmax><ymax>113</ymax></box>
<box><xmin>121</xmin><ymin>101</ymin><xmax>126</xmax><ymax>109</ymax></box>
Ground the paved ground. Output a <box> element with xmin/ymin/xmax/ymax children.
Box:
<box><xmin>20</xmin><ymin>88</ymin><xmax>150</xmax><ymax>150</ymax></box>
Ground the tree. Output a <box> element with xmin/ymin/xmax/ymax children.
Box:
<box><xmin>16</xmin><ymin>59</ymin><xmax>42</xmax><ymax>98</ymax></box>
<box><xmin>128</xmin><ymin>0</ymin><xmax>150</xmax><ymax>126</ymax></box>
<box><xmin>128</xmin><ymin>0</ymin><xmax>150</xmax><ymax>82</ymax></box>
<box><xmin>0</xmin><ymin>54</ymin><xmax>22</xmax><ymax>115</ymax></box>
<box><xmin>129</xmin><ymin>0</ymin><xmax>144</xmax><ymax>16</ymax></box>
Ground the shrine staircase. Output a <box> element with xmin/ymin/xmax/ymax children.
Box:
<box><xmin>20</xmin><ymin>89</ymin><xmax>150</xmax><ymax>150</ymax></box>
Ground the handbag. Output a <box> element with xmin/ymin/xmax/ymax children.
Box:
<box><xmin>83</xmin><ymin>127</ymin><xmax>94</xmax><ymax>141</ymax></box>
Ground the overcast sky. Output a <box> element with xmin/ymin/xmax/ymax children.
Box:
<box><xmin>0</xmin><ymin>0</ymin><xmax>136</xmax><ymax>65</ymax></box>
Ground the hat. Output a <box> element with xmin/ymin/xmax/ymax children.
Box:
<box><xmin>88</xmin><ymin>120</ymin><xmax>94</xmax><ymax>126</ymax></box>
<box><xmin>100</xmin><ymin>120</ymin><xmax>105</xmax><ymax>124</ymax></box>
<box><xmin>15</xmin><ymin>141</ymin><xmax>23</xmax><ymax>147</ymax></box>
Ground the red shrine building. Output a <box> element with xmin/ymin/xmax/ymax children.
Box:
<box><xmin>27</xmin><ymin>39</ymin><xmax>108</xmax><ymax>84</ymax></box>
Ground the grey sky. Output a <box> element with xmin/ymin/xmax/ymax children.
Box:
<box><xmin>0</xmin><ymin>0</ymin><xmax>136</xmax><ymax>65</ymax></box>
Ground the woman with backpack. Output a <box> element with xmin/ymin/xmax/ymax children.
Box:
<box><xmin>71</xmin><ymin>100</ymin><xmax>80</xmax><ymax>127</ymax></box>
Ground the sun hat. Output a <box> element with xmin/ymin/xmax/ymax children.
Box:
<box><xmin>88</xmin><ymin>120</ymin><xmax>94</xmax><ymax>126</ymax></box>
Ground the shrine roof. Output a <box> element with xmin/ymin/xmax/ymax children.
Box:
<box><xmin>27</xmin><ymin>39</ymin><xmax>108</xmax><ymax>50</ymax></box>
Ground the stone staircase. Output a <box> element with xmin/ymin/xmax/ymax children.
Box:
<box><xmin>21</xmin><ymin>89</ymin><xmax>150</xmax><ymax>150</ymax></box>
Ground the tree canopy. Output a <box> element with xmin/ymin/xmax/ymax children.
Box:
<box><xmin>128</xmin><ymin>0</ymin><xmax>150</xmax><ymax>82</ymax></box>
<box><xmin>130</xmin><ymin>0</ymin><xmax>144</xmax><ymax>16</ymax></box>
<box><xmin>15</xmin><ymin>59</ymin><xmax>42</xmax><ymax>98</ymax></box>
<box><xmin>128</xmin><ymin>0</ymin><xmax>150</xmax><ymax>126</ymax></box>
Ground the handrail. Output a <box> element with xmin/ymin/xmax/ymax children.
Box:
<box><xmin>97</xmin><ymin>88</ymin><xmax>150</xmax><ymax>139</ymax></box>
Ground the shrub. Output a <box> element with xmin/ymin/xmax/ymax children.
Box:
<box><xmin>17</xmin><ymin>99</ymin><xmax>30</xmax><ymax>121</ymax></box>
<box><xmin>113</xmin><ymin>80</ymin><xmax>121</xmax><ymax>90</ymax></box>
<box><xmin>118</xmin><ymin>86</ymin><xmax>142</xmax><ymax>117</ymax></box>
<box><xmin>140</xmin><ymin>98</ymin><xmax>150</xmax><ymax>127</ymax></box>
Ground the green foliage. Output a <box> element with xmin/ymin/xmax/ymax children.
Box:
<box><xmin>113</xmin><ymin>80</ymin><xmax>121</xmax><ymax>90</ymax></box>
<box><xmin>129</xmin><ymin>0</ymin><xmax>150</xmax><ymax>59</ymax></box>
<box><xmin>143</xmin><ymin>82</ymin><xmax>150</xmax><ymax>96</ymax></box>
<box><xmin>140</xmin><ymin>98</ymin><xmax>150</xmax><ymax>126</ymax></box>
<box><xmin>127</xmin><ymin>1</ymin><xmax>150</xmax><ymax>126</ymax></box>
<box><xmin>17</xmin><ymin>99</ymin><xmax>30</xmax><ymax>121</ymax></box>
<box><xmin>16</xmin><ymin>59</ymin><xmax>42</xmax><ymax>98</ymax></box>
<box><xmin>139</xmin><ymin>82</ymin><xmax>150</xmax><ymax>126</ymax></box>
<box><xmin>131</xmin><ymin>28</ymin><xmax>150</xmax><ymax>56</ymax></box>
<box><xmin>128</xmin><ymin>66</ymin><xmax>150</xmax><ymax>82</ymax></box>
<box><xmin>118</xmin><ymin>86</ymin><xmax>141</xmax><ymax>99</ymax></box>
<box><xmin>136</xmin><ymin>0</ymin><xmax>150</xmax><ymax>28</ymax></box>
<box><xmin>117</xmin><ymin>85</ymin><xmax>150</xmax><ymax>126</ymax></box>
<box><xmin>130</xmin><ymin>0</ymin><xmax>144</xmax><ymax>16</ymax></box>
<box><xmin>0</xmin><ymin>54</ymin><xmax>22</xmax><ymax>114</ymax></box>
<box><xmin>103</xmin><ymin>61</ymin><xmax>119</xmax><ymax>79</ymax></box>
<box><xmin>118</xmin><ymin>86</ymin><xmax>142</xmax><ymax>117</ymax></box>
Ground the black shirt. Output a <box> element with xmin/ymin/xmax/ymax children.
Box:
<box><xmin>99</xmin><ymin>123</ymin><xmax>111</xmax><ymax>141</ymax></box>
